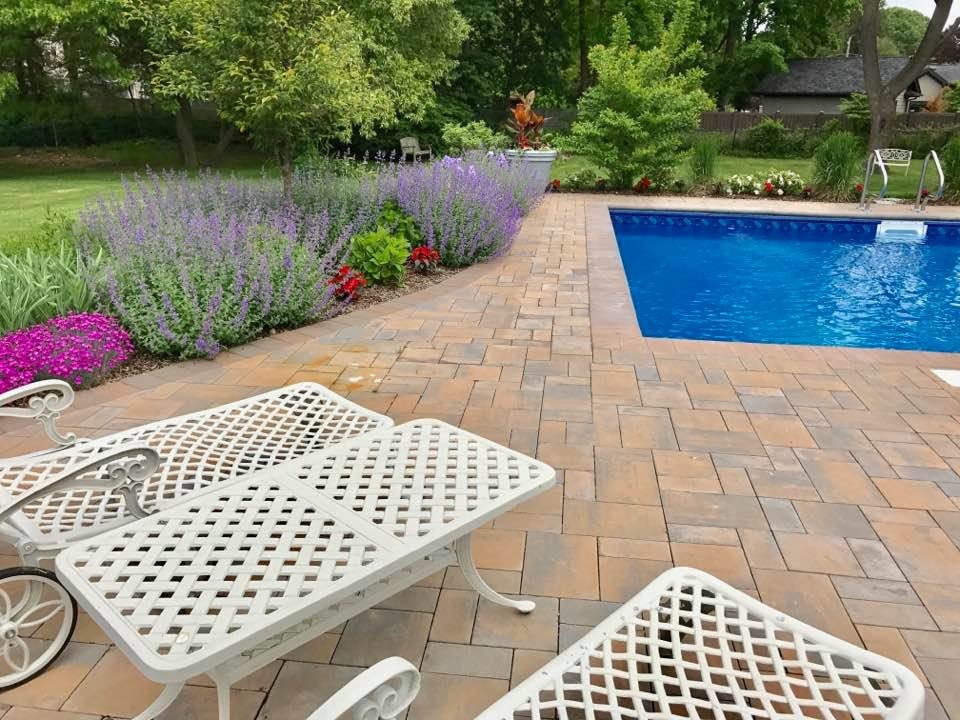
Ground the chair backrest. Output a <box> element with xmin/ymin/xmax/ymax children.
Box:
<box><xmin>400</xmin><ymin>137</ymin><xmax>420</xmax><ymax>153</ymax></box>
<box><xmin>878</xmin><ymin>148</ymin><xmax>912</xmax><ymax>167</ymax></box>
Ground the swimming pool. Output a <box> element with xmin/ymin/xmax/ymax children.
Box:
<box><xmin>611</xmin><ymin>210</ymin><xmax>960</xmax><ymax>352</ymax></box>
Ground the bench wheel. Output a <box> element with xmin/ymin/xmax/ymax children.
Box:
<box><xmin>0</xmin><ymin>567</ymin><xmax>77</xmax><ymax>689</ymax></box>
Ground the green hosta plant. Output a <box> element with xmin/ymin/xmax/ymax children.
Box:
<box><xmin>376</xmin><ymin>201</ymin><xmax>423</xmax><ymax>248</ymax></box>
<box><xmin>441</xmin><ymin>121</ymin><xmax>509</xmax><ymax>155</ymax></box>
<box><xmin>0</xmin><ymin>243</ymin><xmax>102</xmax><ymax>334</ymax></box>
<box><xmin>349</xmin><ymin>228</ymin><xmax>410</xmax><ymax>286</ymax></box>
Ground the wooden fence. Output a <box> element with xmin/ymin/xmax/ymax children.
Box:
<box><xmin>700</xmin><ymin>111</ymin><xmax>960</xmax><ymax>133</ymax></box>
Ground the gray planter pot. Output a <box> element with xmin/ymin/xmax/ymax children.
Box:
<box><xmin>504</xmin><ymin>149</ymin><xmax>558</xmax><ymax>190</ymax></box>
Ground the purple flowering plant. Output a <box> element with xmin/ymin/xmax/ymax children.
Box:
<box><xmin>392</xmin><ymin>152</ymin><xmax>543</xmax><ymax>267</ymax></box>
<box><xmin>0</xmin><ymin>313</ymin><xmax>133</xmax><ymax>394</ymax></box>
<box><xmin>76</xmin><ymin>170</ymin><xmax>392</xmax><ymax>359</ymax></box>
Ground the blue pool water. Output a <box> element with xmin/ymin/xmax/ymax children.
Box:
<box><xmin>611</xmin><ymin>210</ymin><xmax>960</xmax><ymax>352</ymax></box>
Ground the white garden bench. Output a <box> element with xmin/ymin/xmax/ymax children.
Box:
<box><xmin>51</xmin><ymin>420</ymin><xmax>555</xmax><ymax>720</ymax></box>
<box><xmin>0</xmin><ymin>380</ymin><xmax>393</xmax><ymax>687</ymax></box>
<box><xmin>877</xmin><ymin>148</ymin><xmax>912</xmax><ymax>175</ymax></box>
<box><xmin>314</xmin><ymin>567</ymin><xmax>925</xmax><ymax>720</ymax></box>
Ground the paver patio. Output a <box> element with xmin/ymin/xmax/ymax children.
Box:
<box><xmin>2</xmin><ymin>194</ymin><xmax>960</xmax><ymax>719</ymax></box>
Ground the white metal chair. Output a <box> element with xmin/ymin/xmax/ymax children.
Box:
<box><xmin>400</xmin><ymin>137</ymin><xmax>431</xmax><ymax>162</ymax></box>
<box><xmin>0</xmin><ymin>380</ymin><xmax>392</xmax><ymax>688</ymax></box>
<box><xmin>878</xmin><ymin>148</ymin><xmax>912</xmax><ymax>175</ymax></box>
<box><xmin>312</xmin><ymin>567</ymin><xmax>925</xmax><ymax>720</ymax></box>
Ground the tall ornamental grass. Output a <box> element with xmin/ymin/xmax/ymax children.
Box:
<box><xmin>0</xmin><ymin>242</ymin><xmax>102</xmax><ymax>334</ymax></box>
<box><xmin>688</xmin><ymin>134</ymin><xmax>721</xmax><ymax>183</ymax></box>
<box><xmin>814</xmin><ymin>132</ymin><xmax>863</xmax><ymax>198</ymax></box>
<box><xmin>76</xmin><ymin>170</ymin><xmax>390</xmax><ymax>359</ymax></box>
<box><xmin>394</xmin><ymin>153</ymin><xmax>542</xmax><ymax>266</ymax></box>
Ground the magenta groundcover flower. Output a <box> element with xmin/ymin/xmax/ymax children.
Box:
<box><xmin>0</xmin><ymin>313</ymin><xmax>134</xmax><ymax>394</ymax></box>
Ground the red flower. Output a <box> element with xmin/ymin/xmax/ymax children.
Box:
<box><xmin>329</xmin><ymin>266</ymin><xmax>367</xmax><ymax>301</ymax></box>
<box><xmin>763</xmin><ymin>181</ymin><xmax>774</xmax><ymax>193</ymax></box>
<box><xmin>409</xmin><ymin>245</ymin><xmax>441</xmax><ymax>271</ymax></box>
<box><xmin>802</xmin><ymin>185</ymin><xmax>813</xmax><ymax>196</ymax></box>
<box><xmin>921</xmin><ymin>187</ymin><xmax>930</xmax><ymax>198</ymax></box>
<box><xmin>633</xmin><ymin>177</ymin><xmax>652</xmax><ymax>194</ymax></box>
<box><xmin>549</xmin><ymin>179</ymin><xmax>561</xmax><ymax>191</ymax></box>
<box><xmin>855</xmin><ymin>183</ymin><xmax>864</xmax><ymax>194</ymax></box>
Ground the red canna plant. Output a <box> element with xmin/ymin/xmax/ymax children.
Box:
<box><xmin>507</xmin><ymin>90</ymin><xmax>548</xmax><ymax>150</ymax></box>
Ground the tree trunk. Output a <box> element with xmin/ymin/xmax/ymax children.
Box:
<box><xmin>577</xmin><ymin>0</ymin><xmax>589</xmax><ymax>95</ymax></box>
<box><xmin>212</xmin><ymin>125</ymin><xmax>236</xmax><ymax>167</ymax></box>
<box><xmin>868</xmin><ymin>92</ymin><xmax>897</xmax><ymax>150</ymax></box>
<box><xmin>279</xmin><ymin>140</ymin><xmax>294</xmax><ymax>198</ymax></box>
<box><xmin>175</xmin><ymin>96</ymin><xmax>199</xmax><ymax>169</ymax></box>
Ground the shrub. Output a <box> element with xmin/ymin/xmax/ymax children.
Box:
<box><xmin>839</xmin><ymin>93</ymin><xmax>871</xmax><ymax>134</ymax></box>
<box><xmin>565</xmin><ymin>168</ymin><xmax>600</xmax><ymax>190</ymax></box>
<box><xmin>409</xmin><ymin>245</ymin><xmax>441</xmax><ymax>271</ymax></box>
<box><xmin>0</xmin><ymin>313</ymin><xmax>133</xmax><ymax>394</ymax></box>
<box><xmin>742</xmin><ymin>119</ymin><xmax>789</xmax><ymax>156</ymax></box>
<box><xmin>77</xmin><ymin>171</ymin><xmax>363</xmax><ymax>359</ymax></box>
<box><xmin>394</xmin><ymin>154</ymin><xmax>541</xmax><ymax>266</ymax></box>
<box><xmin>569</xmin><ymin>9</ymin><xmax>713</xmax><ymax>188</ymax></box>
<box><xmin>721</xmin><ymin>170</ymin><xmax>805</xmax><ymax>196</ymax></box>
<box><xmin>942</xmin><ymin>135</ymin><xmax>960</xmax><ymax>198</ymax></box>
<box><xmin>441</xmin><ymin>121</ymin><xmax>509</xmax><ymax>155</ymax></box>
<box><xmin>0</xmin><ymin>242</ymin><xmax>101</xmax><ymax>334</ymax></box>
<box><xmin>813</xmin><ymin>132</ymin><xmax>864</xmax><ymax>198</ymax></box>
<box><xmin>349</xmin><ymin>228</ymin><xmax>410</xmax><ymax>286</ymax></box>
<box><xmin>945</xmin><ymin>84</ymin><xmax>960</xmax><ymax>112</ymax></box>
<box><xmin>376</xmin><ymin>201</ymin><xmax>423</xmax><ymax>247</ymax></box>
<box><xmin>688</xmin><ymin>134</ymin><xmax>721</xmax><ymax>182</ymax></box>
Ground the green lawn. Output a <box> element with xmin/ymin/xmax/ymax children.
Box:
<box><xmin>0</xmin><ymin>141</ymin><xmax>271</xmax><ymax>251</ymax></box>
<box><xmin>552</xmin><ymin>153</ymin><xmax>929</xmax><ymax>199</ymax></box>
<box><xmin>0</xmin><ymin>144</ymin><xmax>938</xmax><ymax>252</ymax></box>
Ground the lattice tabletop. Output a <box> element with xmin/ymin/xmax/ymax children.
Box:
<box><xmin>1</xmin><ymin>383</ymin><xmax>391</xmax><ymax>542</ymax></box>
<box><xmin>55</xmin><ymin>420</ymin><xmax>555</xmax><ymax>684</ymax></box>
<box><xmin>477</xmin><ymin>567</ymin><xmax>924</xmax><ymax>720</ymax></box>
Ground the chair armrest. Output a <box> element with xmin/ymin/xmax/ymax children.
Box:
<box><xmin>0</xmin><ymin>444</ymin><xmax>160</xmax><ymax>528</ymax></box>
<box><xmin>0</xmin><ymin>380</ymin><xmax>79</xmax><ymax>448</ymax></box>
<box><xmin>307</xmin><ymin>657</ymin><xmax>420</xmax><ymax>720</ymax></box>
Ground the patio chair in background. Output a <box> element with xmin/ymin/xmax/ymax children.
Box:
<box><xmin>400</xmin><ymin>137</ymin><xmax>431</xmax><ymax>162</ymax></box>
<box><xmin>878</xmin><ymin>148</ymin><xmax>913</xmax><ymax>175</ymax></box>
<box><xmin>312</xmin><ymin>567</ymin><xmax>925</xmax><ymax>720</ymax></box>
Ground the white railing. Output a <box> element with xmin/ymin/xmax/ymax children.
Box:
<box><xmin>914</xmin><ymin>150</ymin><xmax>945</xmax><ymax>212</ymax></box>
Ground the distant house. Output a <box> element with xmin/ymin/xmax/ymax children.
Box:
<box><xmin>755</xmin><ymin>56</ymin><xmax>960</xmax><ymax>114</ymax></box>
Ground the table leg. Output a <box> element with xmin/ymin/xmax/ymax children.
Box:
<box><xmin>454</xmin><ymin>534</ymin><xmax>535</xmax><ymax>614</ymax></box>
<box><xmin>217</xmin><ymin>681</ymin><xmax>231</xmax><ymax>720</ymax></box>
<box><xmin>131</xmin><ymin>682</ymin><xmax>185</xmax><ymax>720</ymax></box>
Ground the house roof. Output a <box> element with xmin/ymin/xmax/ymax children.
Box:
<box><xmin>756</xmin><ymin>56</ymin><xmax>914</xmax><ymax>96</ymax></box>
<box><xmin>927</xmin><ymin>63</ymin><xmax>960</xmax><ymax>86</ymax></box>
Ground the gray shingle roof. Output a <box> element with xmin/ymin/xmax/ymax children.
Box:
<box><xmin>927</xmin><ymin>63</ymin><xmax>960</xmax><ymax>85</ymax></box>
<box><xmin>756</xmin><ymin>56</ymin><xmax>912</xmax><ymax>96</ymax></box>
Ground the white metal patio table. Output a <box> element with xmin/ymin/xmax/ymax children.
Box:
<box><xmin>53</xmin><ymin>419</ymin><xmax>556</xmax><ymax>720</ymax></box>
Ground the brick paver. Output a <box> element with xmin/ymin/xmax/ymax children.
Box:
<box><xmin>2</xmin><ymin>194</ymin><xmax>960</xmax><ymax>718</ymax></box>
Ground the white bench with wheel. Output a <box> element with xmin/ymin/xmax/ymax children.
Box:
<box><xmin>0</xmin><ymin>381</ymin><xmax>393</xmax><ymax>687</ymax></box>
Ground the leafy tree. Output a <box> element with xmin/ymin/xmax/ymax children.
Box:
<box><xmin>122</xmin><ymin>0</ymin><xmax>213</xmax><ymax>168</ymax></box>
<box><xmin>933</xmin><ymin>16</ymin><xmax>960</xmax><ymax>61</ymax></box>
<box><xmin>570</xmin><ymin>6</ymin><xmax>714</xmax><ymax>188</ymax></box>
<box><xmin>881</xmin><ymin>6</ymin><xmax>930</xmax><ymax>55</ymax></box>
<box><xmin>691</xmin><ymin>0</ymin><xmax>858</xmax><ymax>107</ymax></box>
<box><xmin>0</xmin><ymin>0</ymin><xmax>127</xmax><ymax>99</ymax></box>
<box><xmin>195</xmin><ymin>0</ymin><xmax>467</xmax><ymax>193</ymax></box>
<box><xmin>861</xmin><ymin>0</ymin><xmax>954</xmax><ymax>150</ymax></box>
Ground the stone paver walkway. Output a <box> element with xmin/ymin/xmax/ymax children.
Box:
<box><xmin>2</xmin><ymin>195</ymin><xmax>960</xmax><ymax>719</ymax></box>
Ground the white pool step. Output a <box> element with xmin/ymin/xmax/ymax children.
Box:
<box><xmin>932</xmin><ymin>369</ymin><xmax>960</xmax><ymax>388</ymax></box>
<box><xmin>876</xmin><ymin>220</ymin><xmax>926</xmax><ymax>242</ymax></box>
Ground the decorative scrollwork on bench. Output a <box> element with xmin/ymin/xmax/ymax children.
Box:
<box><xmin>0</xmin><ymin>380</ymin><xmax>78</xmax><ymax>448</ymax></box>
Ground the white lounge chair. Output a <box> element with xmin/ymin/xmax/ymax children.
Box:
<box><xmin>0</xmin><ymin>380</ymin><xmax>392</xmax><ymax>687</ymax></box>
<box><xmin>312</xmin><ymin>567</ymin><xmax>925</xmax><ymax>720</ymax></box>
